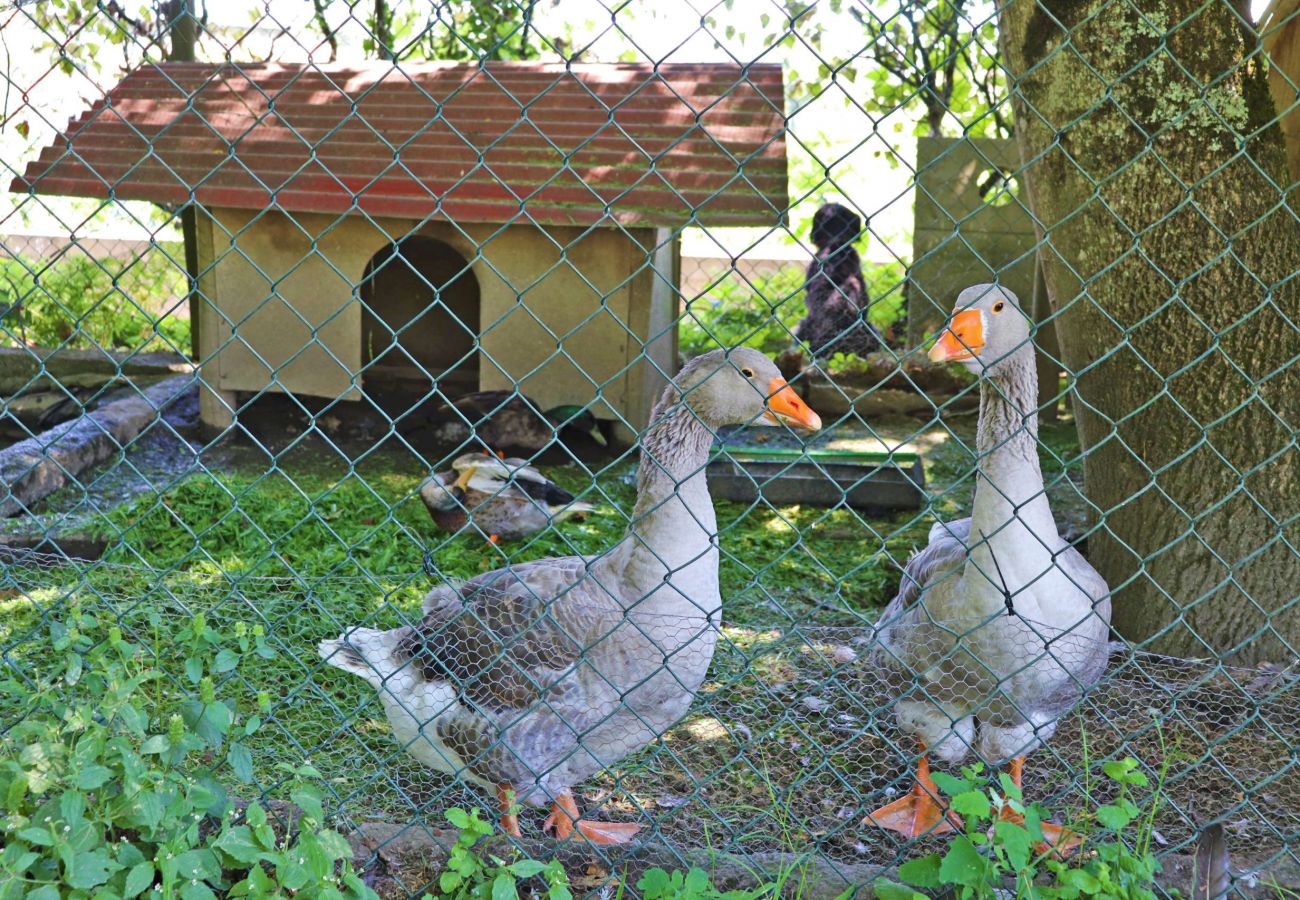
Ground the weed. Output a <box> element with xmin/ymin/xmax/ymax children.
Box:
<box><xmin>875</xmin><ymin>757</ymin><xmax>1167</xmax><ymax>900</ymax></box>
<box><xmin>0</xmin><ymin>252</ymin><xmax>189</xmax><ymax>354</ymax></box>
<box><xmin>428</xmin><ymin>807</ymin><xmax>571</xmax><ymax>899</ymax></box>
<box><xmin>0</xmin><ymin>607</ymin><xmax>375</xmax><ymax>899</ymax></box>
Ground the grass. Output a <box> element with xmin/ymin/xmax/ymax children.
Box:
<box><xmin>22</xmin><ymin>412</ymin><xmax>1283</xmax><ymax>874</ymax></box>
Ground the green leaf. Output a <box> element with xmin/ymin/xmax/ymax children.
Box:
<box><xmin>1096</xmin><ymin>803</ymin><xmax>1133</xmax><ymax>831</ymax></box>
<box><xmin>140</xmin><ymin>735</ymin><xmax>170</xmax><ymax>755</ymax></box>
<box><xmin>227</xmin><ymin>743</ymin><xmax>253</xmax><ymax>783</ymax></box>
<box><xmin>277</xmin><ymin>853</ymin><xmax>310</xmax><ymax>891</ymax></box>
<box><xmin>18</xmin><ymin>827</ymin><xmax>54</xmax><ymax>846</ymax></box>
<box><xmin>897</xmin><ymin>854</ymin><xmax>942</xmax><ymax>888</ymax></box>
<box><xmin>65</xmin><ymin>847</ymin><xmax>114</xmax><ymax>890</ymax></box>
<box><xmin>180</xmin><ymin>881</ymin><xmax>217</xmax><ymax>900</ymax></box>
<box><xmin>184</xmin><ymin>657</ymin><xmax>203</xmax><ymax>683</ymax></box>
<box><xmin>4</xmin><ymin>850</ymin><xmax>38</xmax><ymax>875</ymax></box>
<box><xmin>317</xmin><ymin>829</ymin><xmax>352</xmax><ymax>861</ymax></box>
<box><xmin>938</xmin><ymin>837</ymin><xmax>987</xmax><ymax>888</ymax></box>
<box><xmin>75</xmin><ymin>765</ymin><xmax>112</xmax><ymax>789</ymax></box>
<box><xmin>993</xmin><ymin>819</ymin><xmax>1032</xmax><ymax>871</ymax></box>
<box><xmin>26</xmin><ymin>886</ymin><xmax>60</xmax><ymax>900</ymax></box>
<box><xmin>124</xmin><ymin>861</ymin><xmax>156</xmax><ymax>898</ymax></box>
<box><xmin>491</xmin><ymin>873</ymin><xmax>516</xmax><ymax>900</ymax></box>
<box><xmin>1102</xmin><ymin>758</ymin><xmax>1148</xmax><ymax>787</ymax></box>
<box><xmin>445</xmin><ymin>807</ymin><xmax>470</xmax><ymax>830</ymax></box>
<box><xmin>119</xmin><ymin>702</ymin><xmax>149</xmax><ymax>736</ymax></box>
<box><xmin>931</xmin><ymin>772</ymin><xmax>972</xmax><ymax>797</ymax></box>
<box><xmin>213</xmin><ymin>649</ymin><xmax>240</xmax><ymax>673</ymax></box>
<box><xmin>214</xmin><ymin>826</ymin><xmax>263</xmax><ymax>865</ymax></box>
<box><xmin>66</xmin><ymin>653</ymin><xmax>83</xmax><ymax>685</ymax></box>
<box><xmin>245</xmin><ymin>801</ymin><xmax>267</xmax><ymax>828</ymax></box>
<box><xmin>872</xmin><ymin>879</ymin><xmax>926</xmax><ymax>900</ymax></box>
<box><xmin>949</xmin><ymin>790</ymin><xmax>991</xmax><ymax>820</ymax></box>
<box><xmin>1060</xmin><ymin>867</ymin><xmax>1101</xmax><ymax>893</ymax></box>
<box><xmin>637</xmin><ymin>868</ymin><xmax>671</xmax><ymax>897</ymax></box>
<box><xmin>509</xmin><ymin>859</ymin><xmax>547</xmax><ymax>878</ymax></box>
<box><xmin>291</xmin><ymin>784</ymin><xmax>324</xmax><ymax>823</ymax></box>
<box><xmin>439</xmin><ymin>871</ymin><xmax>464</xmax><ymax>892</ymax></box>
<box><xmin>60</xmin><ymin>790</ymin><xmax>87</xmax><ymax>824</ymax></box>
<box><xmin>171</xmin><ymin>849</ymin><xmax>220</xmax><ymax>884</ymax></box>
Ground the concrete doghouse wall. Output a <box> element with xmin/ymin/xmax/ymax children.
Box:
<box><xmin>194</xmin><ymin>209</ymin><xmax>678</xmax><ymax>440</ymax></box>
<box><xmin>907</xmin><ymin>137</ymin><xmax>1037</xmax><ymax>345</ymax></box>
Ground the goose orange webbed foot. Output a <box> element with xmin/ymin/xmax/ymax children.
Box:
<box><xmin>863</xmin><ymin>750</ymin><xmax>962</xmax><ymax>838</ymax></box>
<box><xmin>997</xmin><ymin>756</ymin><xmax>1083</xmax><ymax>858</ymax></box>
<box><xmin>543</xmin><ymin>792</ymin><xmax>642</xmax><ymax>846</ymax></box>
<box><xmin>496</xmin><ymin>784</ymin><xmax>521</xmax><ymax>838</ymax></box>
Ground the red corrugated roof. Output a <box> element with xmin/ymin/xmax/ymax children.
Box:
<box><xmin>13</xmin><ymin>61</ymin><xmax>788</xmax><ymax>227</ymax></box>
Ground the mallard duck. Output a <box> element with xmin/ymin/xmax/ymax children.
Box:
<box><xmin>321</xmin><ymin>348</ymin><xmax>821</xmax><ymax>844</ymax></box>
<box><xmin>420</xmin><ymin>452</ymin><xmax>594</xmax><ymax>542</ymax></box>
<box><xmin>865</xmin><ymin>285</ymin><xmax>1111</xmax><ymax>846</ymax></box>
<box><xmin>432</xmin><ymin>391</ymin><xmax>607</xmax><ymax>452</ymax></box>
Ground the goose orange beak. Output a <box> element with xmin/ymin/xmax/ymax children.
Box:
<box><xmin>929</xmin><ymin>309</ymin><xmax>985</xmax><ymax>363</ymax></box>
<box><xmin>763</xmin><ymin>378</ymin><xmax>822</xmax><ymax>431</ymax></box>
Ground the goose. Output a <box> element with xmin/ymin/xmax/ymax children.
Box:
<box><xmin>420</xmin><ymin>452</ymin><xmax>594</xmax><ymax>543</ymax></box>
<box><xmin>321</xmin><ymin>348</ymin><xmax>822</xmax><ymax>844</ymax></box>
<box><xmin>432</xmin><ymin>392</ymin><xmax>607</xmax><ymax>452</ymax></box>
<box><xmin>864</xmin><ymin>284</ymin><xmax>1111</xmax><ymax>846</ymax></box>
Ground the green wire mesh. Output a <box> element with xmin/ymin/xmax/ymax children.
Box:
<box><xmin>1</xmin><ymin>0</ymin><xmax>1298</xmax><ymax>897</ymax></box>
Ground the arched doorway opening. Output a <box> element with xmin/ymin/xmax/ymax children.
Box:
<box><xmin>359</xmin><ymin>236</ymin><xmax>479</xmax><ymax>403</ymax></box>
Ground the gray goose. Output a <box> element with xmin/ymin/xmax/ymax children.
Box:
<box><xmin>865</xmin><ymin>285</ymin><xmax>1111</xmax><ymax>847</ymax></box>
<box><xmin>321</xmin><ymin>348</ymin><xmax>821</xmax><ymax>844</ymax></box>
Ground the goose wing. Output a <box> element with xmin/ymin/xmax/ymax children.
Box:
<box><xmin>872</xmin><ymin>518</ymin><xmax>970</xmax><ymax>666</ymax></box>
<box><xmin>396</xmin><ymin>556</ymin><xmax>619</xmax><ymax>784</ymax></box>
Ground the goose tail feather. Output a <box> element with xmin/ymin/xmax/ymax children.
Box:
<box><xmin>318</xmin><ymin>627</ymin><xmax>404</xmax><ymax>690</ymax></box>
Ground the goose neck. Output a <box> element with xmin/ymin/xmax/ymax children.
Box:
<box><xmin>971</xmin><ymin>350</ymin><xmax>1055</xmax><ymax>541</ymax></box>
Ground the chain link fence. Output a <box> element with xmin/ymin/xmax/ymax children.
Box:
<box><xmin>1</xmin><ymin>0</ymin><xmax>1298</xmax><ymax>896</ymax></box>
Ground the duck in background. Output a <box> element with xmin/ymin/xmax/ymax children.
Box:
<box><xmin>865</xmin><ymin>284</ymin><xmax>1111</xmax><ymax>848</ymax></box>
<box><xmin>321</xmin><ymin>348</ymin><xmax>821</xmax><ymax>845</ymax></box>
<box><xmin>431</xmin><ymin>391</ymin><xmax>607</xmax><ymax>453</ymax></box>
<box><xmin>420</xmin><ymin>452</ymin><xmax>593</xmax><ymax>543</ymax></box>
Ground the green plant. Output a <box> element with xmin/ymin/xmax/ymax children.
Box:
<box><xmin>635</xmin><ymin>867</ymin><xmax>766</xmax><ymax>900</ymax></box>
<box><xmin>875</xmin><ymin>758</ymin><xmax>1165</xmax><ymax>900</ymax></box>
<box><xmin>0</xmin><ymin>252</ymin><xmax>189</xmax><ymax>354</ymax></box>
<box><xmin>432</xmin><ymin>806</ymin><xmax>571</xmax><ymax>900</ymax></box>
<box><xmin>0</xmin><ymin>608</ymin><xmax>376</xmax><ymax>900</ymax></box>
<box><xmin>678</xmin><ymin>262</ymin><xmax>907</xmax><ymax>359</ymax></box>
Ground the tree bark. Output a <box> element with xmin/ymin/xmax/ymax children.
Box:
<box><xmin>999</xmin><ymin>1</ymin><xmax>1300</xmax><ymax>663</ymax></box>
<box><xmin>160</xmin><ymin>0</ymin><xmax>202</xmax><ymax>361</ymax></box>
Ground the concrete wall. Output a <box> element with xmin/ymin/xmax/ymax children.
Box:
<box><xmin>194</xmin><ymin>210</ymin><xmax>675</xmax><ymax>434</ymax></box>
<box><xmin>908</xmin><ymin>137</ymin><xmax>1037</xmax><ymax>345</ymax></box>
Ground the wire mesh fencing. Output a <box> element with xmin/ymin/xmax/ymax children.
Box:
<box><xmin>1</xmin><ymin>0</ymin><xmax>1298</xmax><ymax>897</ymax></box>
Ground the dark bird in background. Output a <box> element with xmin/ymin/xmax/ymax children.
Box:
<box><xmin>430</xmin><ymin>391</ymin><xmax>607</xmax><ymax>453</ymax></box>
<box><xmin>794</xmin><ymin>203</ymin><xmax>882</xmax><ymax>361</ymax></box>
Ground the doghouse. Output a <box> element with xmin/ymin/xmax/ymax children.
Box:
<box><xmin>14</xmin><ymin>61</ymin><xmax>788</xmax><ymax>439</ymax></box>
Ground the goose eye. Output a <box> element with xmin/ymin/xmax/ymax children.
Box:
<box><xmin>992</xmin><ymin>301</ymin><xmax>1006</xmax><ymax>313</ymax></box>
<box><xmin>741</xmin><ymin>367</ymin><xmax>755</xmax><ymax>378</ymax></box>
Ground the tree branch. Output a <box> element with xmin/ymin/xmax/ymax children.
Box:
<box><xmin>310</xmin><ymin>0</ymin><xmax>339</xmax><ymax>62</ymax></box>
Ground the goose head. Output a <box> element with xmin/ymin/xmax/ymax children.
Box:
<box><xmin>928</xmin><ymin>284</ymin><xmax>1031</xmax><ymax>377</ymax></box>
<box><xmin>675</xmin><ymin>347</ymin><xmax>823</xmax><ymax>432</ymax></box>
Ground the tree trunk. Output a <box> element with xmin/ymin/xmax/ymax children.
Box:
<box><xmin>161</xmin><ymin>0</ymin><xmax>202</xmax><ymax>361</ymax></box>
<box><xmin>373</xmin><ymin>0</ymin><xmax>395</xmax><ymax>60</ymax></box>
<box><xmin>999</xmin><ymin>1</ymin><xmax>1300</xmax><ymax>663</ymax></box>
